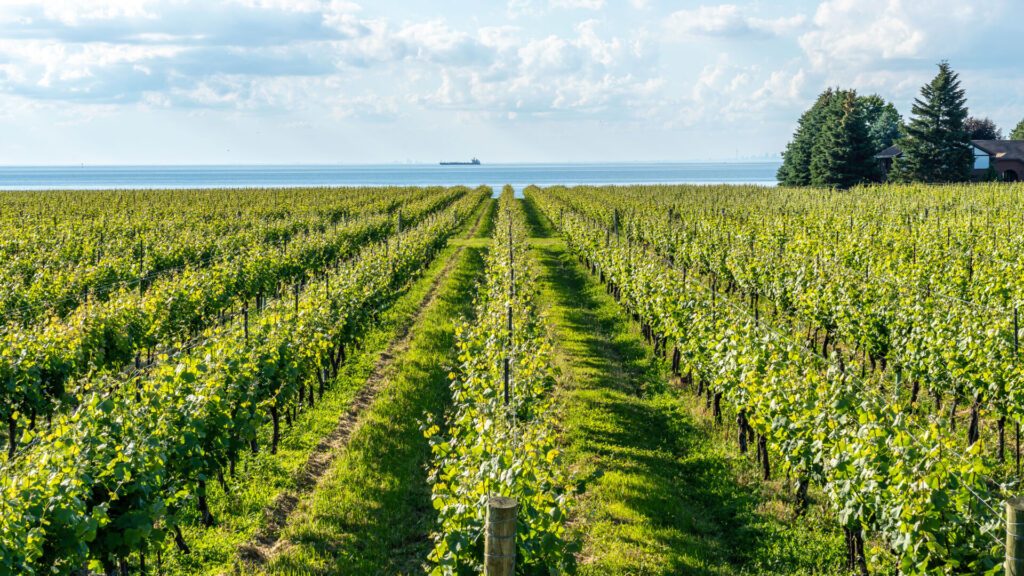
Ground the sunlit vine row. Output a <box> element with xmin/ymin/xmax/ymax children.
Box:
<box><xmin>529</xmin><ymin>185</ymin><xmax>1006</xmax><ymax>575</ymax></box>
<box><xmin>0</xmin><ymin>187</ymin><xmax>427</xmax><ymax>323</ymax></box>
<box><xmin>0</xmin><ymin>187</ymin><xmax>468</xmax><ymax>460</ymax></box>
<box><xmin>424</xmin><ymin>187</ymin><xmax>574</xmax><ymax>574</ymax></box>
<box><xmin>0</xmin><ymin>188</ymin><xmax>487</xmax><ymax>575</ymax></box>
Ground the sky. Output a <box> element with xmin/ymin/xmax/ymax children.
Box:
<box><xmin>0</xmin><ymin>0</ymin><xmax>1021</xmax><ymax>165</ymax></box>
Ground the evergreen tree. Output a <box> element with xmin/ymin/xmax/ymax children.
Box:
<box><xmin>778</xmin><ymin>89</ymin><xmax>835</xmax><ymax>186</ymax></box>
<box><xmin>1011</xmin><ymin>119</ymin><xmax>1024</xmax><ymax>140</ymax></box>
<box><xmin>810</xmin><ymin>90</ymin><xmax>878</xmax><ymax>188</ymax></box>
<box><xmin>860</xmin><ymin>94</ymin><xmax>903</xmax><ymax>152</ymax></box>
<box><xmin>893</xmin><ymin>62</ymin><xmax>973</xmax><ymax>183</ymax></box>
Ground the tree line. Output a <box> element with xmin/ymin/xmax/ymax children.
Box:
<box><xmin>779</xmin><ymin>62</ymin><xmax>1024</xmax><ymax>187</ymax></box>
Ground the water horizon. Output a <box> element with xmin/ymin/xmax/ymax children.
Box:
<box><xmin>0</xmin><ymin>161</ymin><xmax>781</xmax><ymax>192</ymax></box>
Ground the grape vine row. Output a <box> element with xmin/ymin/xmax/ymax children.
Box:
<box><xmin>527</xmin><ymin>184</ymin><xmax>1017</xmax><ymax>575</ymax></box>
<box><xmin>0</xmin><ymin>187</ymin><xmax>487</xmax><ymax>575</ymax></box>
<box><xmin>424</xmin><ymin>188</ymin><xmax>574</xmax><ymax>574</ymax></box>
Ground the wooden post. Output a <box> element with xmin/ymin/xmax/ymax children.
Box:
<box><xmin>485</xmin><ymin>496</ymin><xmax>517</xmax><ymax>576</ymax></box>
<box><xmin>1007</xmin><ymin>497</ymin><xmax>1024</xmax><ymax>575</ymax></box>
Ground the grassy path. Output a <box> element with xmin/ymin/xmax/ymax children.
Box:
<box><xmin>248</xmin><ymin>196</ymin><xmax>490</xmax><ymax>531</ymax></box>
<box><xmin>523</xmin><ymin>197</ymin><xmax>844</xmax><ymax>575</ymax></box>
<box><xmin>159</xmin><ymin>199</ymin><xmax>492</xmax><ymax>575</ymax></box>
<box><xmin>237</xmin><ymin>237</ymin><xmax>480</xmax><ymax>566</ymax></box>
<box><xmin>257</xmin><ymin>209</ymin><xmax>490</xmax><ymax>574</ymax></box>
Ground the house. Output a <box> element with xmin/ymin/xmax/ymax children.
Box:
<box><xmin>874</xmin><ymin>145</ymin><xmax>902</xmax><ymax>176</ymax></box>
<box><xmin>874</xmin><ymin>140</ymin><xmax>1024</xmax><ymax>182</ymax></box>
<box><xmin>972</xmin><ymin>140</ymin><xmax>1024</xmax><ymax>181</ymax></box>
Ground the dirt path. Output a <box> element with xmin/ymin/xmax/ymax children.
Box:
<box><xmin>235</xmin><ymin>201</ymin><xmax>489</xmax><ymax>567</ymax></box>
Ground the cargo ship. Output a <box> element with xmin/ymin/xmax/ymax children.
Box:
<box><xmin>440</xmin><ymin>157</ymin><xmax>481</xmax><ymax>165</ymax></box>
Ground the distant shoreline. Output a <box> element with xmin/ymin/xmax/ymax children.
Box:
<box><xmin>0</xmin><ymin>160</ymin><xmax>782</xmax><ymax>168</ymax></box>
<box><xmin>0</xmin><ymin>162</ymin><xmax>781</xmax><ymax>191</ymax></box>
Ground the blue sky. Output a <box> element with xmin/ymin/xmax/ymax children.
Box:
<box><xmin>0</xmin><ymin>0</ymin><xmax>1021</xmax><ymax>165</ymax></box>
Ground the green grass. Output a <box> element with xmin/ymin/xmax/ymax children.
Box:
<box><xmin>264</xmin><ymin>245</ymin><xmax>485</xmax><ymax>575</ymax></box>
<box><xmin>523</xmin><ymin>197</ymin><xmax>846</xmax><ymax>575</ymax></box>
<box><xmin>449</xmin><ymin>237</ymin><xmax>492</xmax><ymax>248</ymax></box>
<box><xmin>475</xmin><ymin>197</ymin><xmax>497</xmax><ymax>238</ymax></box>
<box><xmin>159</xmin><ymin>199</ymin><xmax>491</xmax><ymax>575</ymax></box>
<box><xmin>520</xmin><ymin>194</ymin><xmax>556</xmax><ymax>237</ymax></box>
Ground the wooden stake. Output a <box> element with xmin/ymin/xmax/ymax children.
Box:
<box><xmin>1007</xmin><ymin>497</ymin><xmax>1024</xmax><ymax>576</ymax></box>
<box><xmin>485</xmin><ymin>496</ymin><xmax>517</xmax><ymax>576</ymax></box>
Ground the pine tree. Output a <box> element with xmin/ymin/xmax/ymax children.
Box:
<box><xmin>810</xmin><ymin>90</ymin><xmax>878</xmax><ymax>188</ymax></box>
<box><xmin>845</xmin><ymin>94</ymin><xmax>881</xmax><ymax>185</ymax></box>
<box><xmin>859</xmin><ymin>94</ymin><xmax>903</xmax><ymax>153</ymax></box>
<box><xmin>778</xmin><ymin>89</ymin><xmax>835</xmax><ymax>186</ymax></box>
<box><xmin>893</xmin><ymin>62</ymin><xmax>973</xmax><ymax>183</ymax></box>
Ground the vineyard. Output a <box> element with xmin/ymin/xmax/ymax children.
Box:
<box><xmin>424</xmin><ymin>189</ymin><xmax>572</xmax><ymax>573</ymax></box>
<box><xmin>527</xmin><ymin>183</ymin><xmax>1024</xmax><ymax>575</ymax></box>
<box><xmin>2</xmin><ymin>182</ymin><xmax>1024</xmax><ymax>575</ymax></box>
<box><xmin>0</xmin><ymin>186</ymin><xmax>488</xmax><ymax>574</ymax></box>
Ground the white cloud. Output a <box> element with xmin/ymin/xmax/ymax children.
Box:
<box><xmin>519</xmin><ymin>35</ymin><xmax>581</xmax><ymax>73</ymax></box>
<box><xmin>477</xmin><ymin>25</ymin><xmax>521</xmax><ymax>52</ymax></box>
<box><xmin>400</xmin><ymin>18</ymin><xmax>659</xmax><ymax>121</ymax></box>
<box><xmin>225</xmin><ymin>0</ymin><xmax>361</xmax><ymax>16</ymax></box>
<box><xmin>670</xmin><ymin>54</ymin><xmax>810</xmax><ymax>129</ymax></box>
<box><xmin>665</xmin><ymin>5</ymin><xmax>806</xmax><ymax>39</ymax></box>
<box><xmin>394</xmin><ymin>20</ymin><xmax>493</xmax><ymax>65</ymax></box>
<box><xmin>575</xmin><ymin>19</ymin><xmax>622</xmax><ymax>65</ymax></box>
<box><xmin>228</xmin><ymin>0</ymin><xmax>322</xmax><ymax>11</ymax></box>
<box><xmin>514</xmin><ymin>19</ymin><xmax>624</xmax><ymax>77</ymax></box>
<box><xmin>0</xmin><ymin>1</ymin><xmax>662</xmax><ymax>121</ymax></box>
<box><xmin>510</xmin><ymin>24</ymin><xmax>655</xmax><ymax>115</ymax></box>
<box><xmin>550</xmin><ymin>0</ymin><xmax>605</xmax><ymax>9</ymax></box>
<box><xmin>0</xmin><ymin>0</ymin><xmax>1018</xmax><ymax>151</ymax></box>
<box><xmin>798</xmin><ymin>0</ymin><xmax>995</xmax><ymax>69</ymax></box>
<box><xmin>0</xmin><ymin>38</ymin><xmax>183</xmax><ymax>92</ymax></box>
<box><xmin>508</xmin><ymin>0</ymin><xmax>605</xmax><ymax>18</ymax></box>
<box><xmin>37</xmin><ymin>0</ymin><xmax>157</xmax><ymax>24</ymax></box>
<box><xmin>752</xmin><ymin>68</ymin><xmax>806</xmax><ymax>101</ymax></box>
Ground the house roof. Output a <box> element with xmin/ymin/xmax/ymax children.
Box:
<box><xmin>873</xmin><ymin>140</ymin><xmax>1024</xmax><ymax>161</ymax></box>
<box><xmin>971</xmin><ymin>140</ymin><xmax>1024</xmax><ymax>161</ymax></box>
<box><xmin>874</xmin><ymin>145</ymin><xmax>902</xmax><ymax>159</ymax></box>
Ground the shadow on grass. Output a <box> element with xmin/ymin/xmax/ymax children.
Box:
<box><xmin>476</xmin><ymin>199</ymin><xmax>498</xmax><ymax>238</ymax></box>
<box><xmin>518</xmin><ymin>194</ymin><xmax>556</xmax><ymax>238</ymax></box>
<box><xmin>267</xmin><ymin>247</ymin><xmax>486</xmax><ymax>575</ymax></box>
<box><xmin>532</xmin><ymin>240</ymin><xmax>769</xmax><ymax>576</ymax></box>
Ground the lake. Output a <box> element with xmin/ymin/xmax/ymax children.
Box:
<box><xmin>0</xmin><ymin>162</ymin><xmax>780</xmax><ymax>194</ymax></box>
